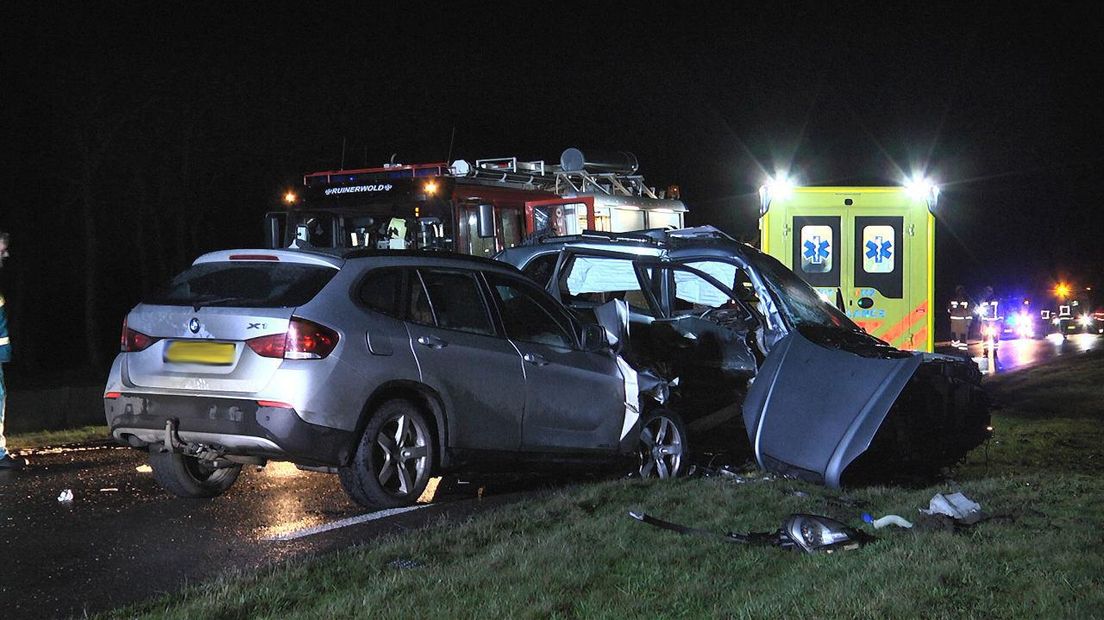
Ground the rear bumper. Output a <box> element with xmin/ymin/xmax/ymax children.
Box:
<box><xmin>104</xmin><ymin>393</ymin><xmax>355</xmax><ymax>467</ymax></box>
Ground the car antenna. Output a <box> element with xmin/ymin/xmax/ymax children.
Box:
<box><xmin>446</xmin><ymin>126</ymin><xmax>456</xmax><ymax>163</ymax></box>
<box><xmin>339</xmin><ymin>136</ymin><xmax>347</xmax><ymax>170</ymax></box>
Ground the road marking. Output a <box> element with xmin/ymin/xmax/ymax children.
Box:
<box><xmin>264</xmin><ymin>505</ymin><xmax>429</xmax><ymax>541</ymax></box>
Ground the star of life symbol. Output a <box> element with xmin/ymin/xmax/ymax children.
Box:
<box><xmin>799</xmin><ymin>225</ymin><xmax>833</xmax><ymax>273</ymax></box>
<box><xmin>804</xmin><ymin>236</ymin><xmax>830</xmax><ymax>264</ymax></box>
<box><xmin>865</xmin><ymin>236</ymin><xmax>892</xmax><ymax>263</ymax></box>
<box><xmin>862</xmin><ymin>226</ymin><xmax>895</xmax><ymax>274</ymax></box>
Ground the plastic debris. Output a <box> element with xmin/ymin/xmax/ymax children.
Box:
<box><xmin>862</xmin><ymin>513</ymin><xmax>913</xmax><ymax>529</ymax></box>
<box><xmin>57</xmin><ymin>489</ymin><xmax>74</xmax><ymax>503</ymax></box>
<box><xmin>920</xmin><ymin>492</ymin><xmax>986</xmax><ymax>524</ymax></box>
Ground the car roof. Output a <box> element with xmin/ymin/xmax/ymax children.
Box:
<box><xmin>195</xmin><ymin>248</ymin><xmax>525</xmax><ymax>275</ymax></box>
<box><xmin>496</xmin><ymin>227</ymin><xmax>765</xmax><ymax>264</ymax></box>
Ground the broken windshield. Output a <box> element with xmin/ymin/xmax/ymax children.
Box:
<box><xmin>743</xmin><ymin>251</ymin><xmax>861</xmax><ymax>333</ymax></box>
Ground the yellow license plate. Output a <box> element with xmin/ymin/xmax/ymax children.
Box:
<box><xmin>164</xmin><ymin>341</ymin><xmax>235</xmax><ymax>365</ymax></box>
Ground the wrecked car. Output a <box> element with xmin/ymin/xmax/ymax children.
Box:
<box><xmin>496</xmin><ymin>226</ymin><xmax>990</xmax><ymax>487</ymax></box>
<box><xmin>104</xmin><ymin>249</ymin><xmax>687</xmax><ymax>509</ymax></box>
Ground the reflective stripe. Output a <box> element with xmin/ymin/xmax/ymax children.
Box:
<box><xmin>881</xmin><ymin>301</ymin><xmax>928</xmax><ymax>347</ymax></box>
<box><xmin>0</xmin><ymin>337</ymin><xmax>8</xmax><ymax>346</ymax></box>
<box><xmin>0</xmin><ymin>296</ymin><xmax>5</xmax><ymax>307</ymax></box>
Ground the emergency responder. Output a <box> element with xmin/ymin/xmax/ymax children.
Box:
<box><xmin>0</xmin><ymin>230</ymin><xmax>23</xmax><ymax>469</ymax></box>
<box><xmin>947</xmin><ymin>285</ymin><xmax>972</xmax><ymax>349</ymax></box>
<box><xmin>978</xmin><ymin>285</ymin><xmax>1002</xmax><ymax>349</ymax></box>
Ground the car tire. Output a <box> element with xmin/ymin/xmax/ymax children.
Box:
<box><xmin>636</xmin><ymin>408</ymin><xmax>689</xmax><ymax>479</ymax></box>
<box><xmin>149</xmin><ymin>450</ymin><xmax>242</xmax><ymax>498</ymax></box>
<box><xmin>339</xmin><ymin>399</ymin><xmax>434</xmax><ymax>508</ymax></box>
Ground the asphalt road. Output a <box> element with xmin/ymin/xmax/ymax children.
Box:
<box><xmin>0</xmin><ymin>444</ymin><xmax>561</xmax><ymax>619</ymax></box>
<box><xmin>935</xmin><ymin>332</ymin><xmax>1102</xmax><ymax>374</ymax></box>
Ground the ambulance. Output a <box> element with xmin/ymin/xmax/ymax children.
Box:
<box><xmin>758</xmin><ymin>180</ymin><xmax>939</xmax><ymax>352</ymax></box>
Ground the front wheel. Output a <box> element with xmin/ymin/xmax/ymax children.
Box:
<box><xmin>339</xmin><ymin>400</ymin><xmax>434</xmax><ymax>508</ymax></box>
<box><xmin>149</xmin><ymin>450</ymin><xmax>241</xmax><ymax>498</ymax></box>
<box><xmin>636</xmin><ymin>409</ymin><xmax>689</xmax><ymax>479</ymax></box>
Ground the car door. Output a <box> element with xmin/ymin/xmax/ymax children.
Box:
<box><xmin>483</xmin><ymin>272</ymin><xmax>626</xmax><ymax>453</ymax></box>
<box><xmin>404</xmin><ymin>268</ymin><xmax>527</xmax><ymax>451</ymax></box>
<box><xmin>631</xmin><ymin>260</ymin><xmax>761</xmax><ymax>415</ymax></box>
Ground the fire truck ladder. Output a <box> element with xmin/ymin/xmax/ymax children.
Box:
<box><xmin>459</xmin><ymin>156</ymin><xmax>660</xmax><ymax>199</ymax></box>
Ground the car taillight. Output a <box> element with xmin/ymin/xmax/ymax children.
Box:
<box><xmin>246</xmin><ymin>333</ymin><xmax>286</xmax><ymax>358</ymax></box>
<box><xmin>121</xmin><ymin>318</ymin><xmax>160</xmax><ymax>352</ymax></box>
<box><xmin>285</xmin><ymin>317</ymin><xmax>339</xmax><ymax>359</ymax></box>
<box><xmin>246</xmin><ymin>317</ymin><xmax>338</xmax><ymax>360</ymax></box>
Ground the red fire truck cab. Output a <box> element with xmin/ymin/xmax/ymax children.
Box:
<box><xmin>264</xmin><ymin>148</ymin><xmax>687</xmax><ymax>257</ymax></box>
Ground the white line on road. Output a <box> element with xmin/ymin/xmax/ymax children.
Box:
<box><xmin>264</xmin><ymin>505</ymin><xmax>429</xmax><ymax>541</ymax></box>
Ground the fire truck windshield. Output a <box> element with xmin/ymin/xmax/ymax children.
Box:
<box><xmin>285</xmin><ymin>206</ymin><xmax>452</xmax><ymax>251</ymax></box>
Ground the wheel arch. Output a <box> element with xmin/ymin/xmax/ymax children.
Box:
<box><xmin>350</xmin><ymin>380</ymin><xmax>450</xmax><ymax>470</ymax></box>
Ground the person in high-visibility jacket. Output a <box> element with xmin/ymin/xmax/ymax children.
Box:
<box><xmin>947</xmin><ymin>285</ymin><xmax>972</xmax><ymax>349</ymax></box>
<box><xmin>0</xmin><ymin>230</ymin><xmax>22</xmax><ymax>469</ymax></box>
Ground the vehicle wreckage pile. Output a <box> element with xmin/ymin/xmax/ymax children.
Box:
<box><xmin>497</xmin><ymin>226</ymin><xmax>990</xmax><ymax>488</ymax></box>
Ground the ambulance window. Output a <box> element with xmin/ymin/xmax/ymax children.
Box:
<box><xmin>799</xmin><ymin>225</ymin><xmax>833</xmax><ymax>273</ymax></box>
<box><xmin>853</xmin><ymin>216</ymin><xmax>903</xmax><ymax>299</ymax></box>
<box><xmin>792</xmin><ymin>216</ymin><xmax>840</xmax><ymax>288</ymax></box>
<box><xmin>860</xmin><ymin>226</ymin><xmax>895</xmax><ymax>273</ymax></box>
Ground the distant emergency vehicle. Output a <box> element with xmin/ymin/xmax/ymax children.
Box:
<box><xmin>758</xmin><ymin>182</ymin><xmax>939</xmax><ymax>352</ymax></box>
<box><xmin>265</xmin><ymin>148</ymin><xmax>686</xmax><ymax>256</ymax></box>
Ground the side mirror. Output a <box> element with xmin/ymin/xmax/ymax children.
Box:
<box><xmin>477</xmin><ymin>204</ymin><xmax>496</xmax><ymax>239</ymax></box>
<box><xmin>581</xmin><ymin>323</ymin><xmax>610</xmax><ymax>352</ymax></box>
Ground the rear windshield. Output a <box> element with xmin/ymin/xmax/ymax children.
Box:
<box><xmin>144</xmin><ymin>262</ymin><xmax>337</xmax><ymax>308</ymax></box>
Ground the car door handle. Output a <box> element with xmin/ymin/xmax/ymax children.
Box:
<box><xmin>523</xmin><ymin>353</ymin><xmax>549</xmax><ymax>366</ymax></box>
<box><xmin>416</xmin><ymin>335</ymin><xmax>448</xmax><ymax>349</ymax></box>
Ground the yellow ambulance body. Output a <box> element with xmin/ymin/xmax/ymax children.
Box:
<box><xmin>759</xmin><ymin>185</ymin><xmax>938</xmax><ymax>352</ymax></box>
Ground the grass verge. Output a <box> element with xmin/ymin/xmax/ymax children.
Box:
<box><xmin>8</xmin><ymin>425</ymin><xmax>109</xmax><ymax>450</ymax></box>
<box><xmin>106</xmin><ymin>351</ymin><xmax>1104</xmax><ymax>619</ymax></box>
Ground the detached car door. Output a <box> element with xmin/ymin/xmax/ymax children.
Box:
<box><xmin>404</xmin><ymin>268</ymin><xmax>527</xmax><ymax>451</ymax></box>
<box><xmin>483</xmin><ymin>273</ymin><xmax>626</xmax><ymax>453</ymax></box>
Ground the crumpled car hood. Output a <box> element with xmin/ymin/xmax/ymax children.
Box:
<box><xmin>743</xmin><ymin>330</ymin><xmax>922</xmax><ymax>487</ymax></box>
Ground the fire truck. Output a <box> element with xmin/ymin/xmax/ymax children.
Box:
<box><xmin>264</xmin><ymin>148</ymin><xmax>687</xmax><ymax>257</ymax></box>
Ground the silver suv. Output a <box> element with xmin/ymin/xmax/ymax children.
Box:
<box><xmin>104</xmin><ymin>249</ymin><xmax>670</xmax><ymax>508</ymax></box>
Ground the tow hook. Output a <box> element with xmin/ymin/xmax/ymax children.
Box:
<box><xmin>159</xmin><ymin>419</ymin><xmax>186</xmax><ymax>453</ymax></box>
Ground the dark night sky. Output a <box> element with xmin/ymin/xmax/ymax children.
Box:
<box><xmin>2</xmin><ymin>3</ymin><xmax>1103</xmax><ymax>373</ymax></box>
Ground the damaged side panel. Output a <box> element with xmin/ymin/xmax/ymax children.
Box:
<box><xmin>743</xmin><ymin>331</ymin><xmax>922</xmax><ymax>487</ymax></box>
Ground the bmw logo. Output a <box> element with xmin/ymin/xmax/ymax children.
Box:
<box><xmin>189</xmin><ymin>318</ymin><xmax>201</xmax><ymax>334</ymax></box>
